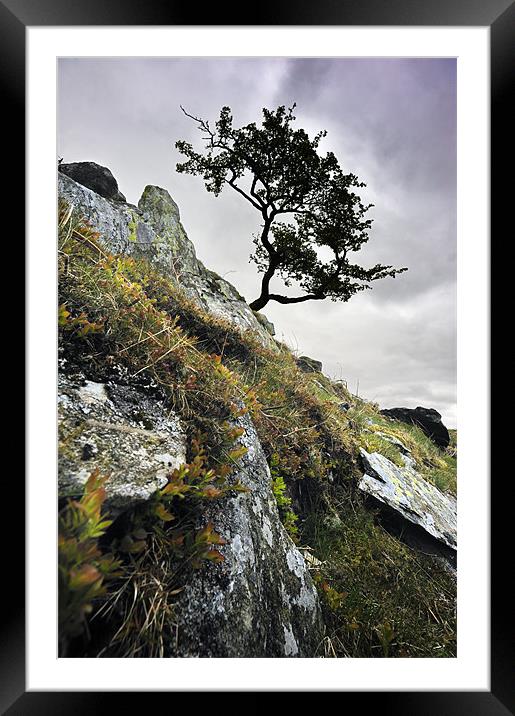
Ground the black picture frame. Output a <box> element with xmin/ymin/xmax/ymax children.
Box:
<box><xmin>7</xmin><ymin>0</ymin><xmax>509</xmax><ymax>711</ymax></box>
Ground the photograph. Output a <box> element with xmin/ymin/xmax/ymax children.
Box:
<box><xmin>7</xmin><ymin>3</ymin><xmax>505</xmax><ymax>707</ymax></box>
<box><xmin>57</xmin><ymin>56</ymin><xmax>458</xmax><ymax>659</ymax></box>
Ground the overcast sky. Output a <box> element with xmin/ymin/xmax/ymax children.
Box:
<box><xmin>58</xmin><ymin>58</ymin><xmax>457</xmax><ymax>427</ymax></box>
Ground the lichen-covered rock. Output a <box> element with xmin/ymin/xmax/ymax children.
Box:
<box><xmin>58</xmin><ymin>361</ymin><xmax>323</xmax><ymax>655</ymax></box>
<box><xmin>136</xmin><ymin>183</ymin><xmax>200</xmax><ymax>279</ymax></box>
<box><xmin>58</xmin><ymin>369</ymin><xmax>186</xmax><ymax>513</ymax></box>
<box><xmin>59</xmin><ymin>162</ymin><xmax>127</xmax><ymax>202</ymax></box>
<box><xmin>173</xmin><ymin>412</ymin><xmax>324</xmax><ymax>657</ymax></box>
<box><xmin>58</xmin><ymin>172</ymin><xmax>276</xmax><ymax>348</ymax></box>
<box><xmin>359</xmin><ymin>448</ymin><xmax>457</xmax><ymax>550</ymax></box>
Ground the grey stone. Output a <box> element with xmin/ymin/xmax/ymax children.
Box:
<box><xmin>173</xmin><ymin>412</ymin><xmax>325</xmax><ymax>657</ymax></box>
<box><xmin>253</xmin><ymin>310</ymin><xmax>276</xmax><ymax>336</ymax></box>
<box><xmin>59</xmin><ymin>161</ymin><xmax>127</xmax><ymax>202</ymax></box>
<box><xmin>359</xmin><ymin>448</ymin><xmax>457</xmax><ymax>550</ymax></box>
<box><xmin>58</xmin><ymin>173</ymin><xmax>276</xmax><ymax>349</ymax></box>
<box><xmin>58</xmin><ymin>371</ymin><xmax>186</xmax><ymax>513</ymax></box>
<box><xmin>58</xmin><ymin>365</ymin><xmax>323</xmax><ymax>656</ymax></box>
<box><xmin>297</xmin><ymin>355</ymin><xmax>323</xmax><ymax>373</ymax></box>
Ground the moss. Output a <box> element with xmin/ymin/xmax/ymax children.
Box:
<box><xmin>127</xmin><ymin>212</ymin><xmax>138</xmax><ymax>242</ymax></box>
<box><xmin>270</xmin><ymin>453</ymin><xmax>299</xmax><ymax>540</ymax></box>
<box><xmin>358</xmin><ymin>431</ymin><xmax>405</xmax><ymax>467</ymax></box>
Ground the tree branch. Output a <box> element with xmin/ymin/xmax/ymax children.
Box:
<box><xmin>249</xmin><ymin>290</ymin><xmax>325</xmax><ymax>311</ymax></box>
<box><xmin>268</xmin><ymin>293</ymin><xmax>326</xmax><ymax>304</ymax></box>
<box><xmin>226</xmin><ymin>172</ymin><xmax>263</xmax><ymax>211</ymax></box>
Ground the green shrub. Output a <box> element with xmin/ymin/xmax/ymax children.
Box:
<box><xmin>58</xmin><ymin>470</ymin><xmax>121</xmax><ymax>655</ymax></box>
<box><xmin>270</xmin><ymin>453</ymin><xmax>299</xmax><ymax>539</ymax></box>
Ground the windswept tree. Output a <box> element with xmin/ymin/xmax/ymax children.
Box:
<box><xmin>176</xmin><ymin>104</ymin><xmax>407</xmax><ymax>312</ymax></box>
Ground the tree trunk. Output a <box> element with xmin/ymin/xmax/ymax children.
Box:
<box><xmin>249</xmin><ymin>295</ymin><xmax>269</xmax><ymax>311</ymax></box>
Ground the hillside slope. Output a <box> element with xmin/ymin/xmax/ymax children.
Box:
<box><xmin>58</xmin><ymin>164</ymin><xmax>457</xmax><ymax>658</ymax></box>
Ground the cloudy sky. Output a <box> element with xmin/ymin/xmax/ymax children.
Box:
<box><xmin>58</xmin><ymin>58</ymin><xmax>457</xmax><ymax>427</ymax></box>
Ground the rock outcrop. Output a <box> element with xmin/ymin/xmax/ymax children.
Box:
<box><xmin>58</xmin><ymin>170</ymin><xmax>276</xmax><ymax>348</ymax></box>
<box><xmin>359</xmin><ymin>448</ymin><xmax>457</xmax><ymax>550</ymax></box>
<box><xmin>174</xmin><ymin>412</ymin><xmax>324</xmax><ymax>657</ymax></box>
<box><xmin>59</xmin><ymin>161</ymin><xmax>127</xmax><ymax>202</ymax></box>
<box><xmin>57</xmin><ymin>163</ymin><xmax>326</xmax><ymax>657</ymax></box>
<box><xmin>380</xmin><ymin>406</ymin><xmax>450</xmax><ymax>449</ymax></box>
<box><xmin>58</xmin><ymin>362</ymin><xmax>324</xmax><ymax>657</ymax></box>
<box><xmin>58</xmin><ymin>366</ymin><xmax>186</xmax><ymax>514</ymax></box>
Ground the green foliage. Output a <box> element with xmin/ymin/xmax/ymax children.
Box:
<box><xmin>270</xmin><ymin>453</ymin><xmax>299</xmax><ymax>540</ymax></box>
<box><xmin>58</xmin><ymin>470</ymin><xmax>121</xmax><ymax>655</ymax></box>
<box><xmin>176</xmin><ymin>104</ymin><xmax>407</xmax><ymax>311</ymax></box>
<box><xmin>158</xmin><ymin>430</ymin><xmax>248</xmax><ymax>505</ymax></box>
<box><xmin>58</xmin><ymin>303</ymin><xmax>105</xmax><ymax>338</ymax></box>
<box><xmin>358</xmin><ymin>431</ymin><xmax>405</xmax><ymax>468</ymax></box>
<box><xmin>127</xmin><ymin>212</ymin><xmax>138</xmax><ymax>242</ymax></box>
<box><xmin>93</xmin><ymin>435</ymin><xmax>245</xmax><ymax>657</ymax></box>
<box><xmin>305</xmin><ymin>493</ymin><xmax>456</xmax><ymax>658</ymax></box>
<box><xmin>347</xmin><ymin>402</ymin><xmax>457</xmax><ymax>496</ymax></box>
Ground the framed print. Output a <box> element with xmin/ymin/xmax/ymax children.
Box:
<box><xmin>4</xmin><ymin>0</ymin><xmax>510</xmax><ymax>711</ymax></box>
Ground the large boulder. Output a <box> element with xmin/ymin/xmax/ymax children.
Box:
<box><xmin>58</xmin><ymin>367</ymin><xmax>186</xmax><ymax>513</ymax></box>
<box><xmin>58</xmin><ymin>171</ymin><xmax>276</xmax><ymax>349</ymax></box>
<box><xmin>359</xmin><ymin>448</ymin><xmax>457</xmax><ymax>550</ymax></box>
<box><xmin>59</xmin><ymin>161</ymin><xmax>127</xmax><ymax>202</ymax></box>
<box><xmin>173</xmin><ymin>411</ymin><xmax>324</xmax><ymax>657</ymax></box>
<box><xmin>380</xmin><ymin>406</ymin><xmax>450</xmax><ymax>449</ymax></box>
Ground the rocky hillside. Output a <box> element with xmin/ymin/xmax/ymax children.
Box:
<box><xmin>59</xmin><ymin>166</ymin><xmax>276</xmax><ymax>347</ymax></box>
<box><xmin>58</xmin><ymin>162</ymin><xmax>457</xmax><ymax>658</ymax></box>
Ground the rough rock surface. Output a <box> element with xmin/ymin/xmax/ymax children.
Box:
<box><xmin>58</xmin><ymin>165</ymin><xmax>324</xmax><ymax>657</ymax></box>
<box><xmin>359</xmin><ymin>448</ymin><xmax>457</xmax><ymax>550</ymax></box>
<box><xmin>59</xmin><ymin>162</ymin><xmax>127</xmax><ymax>202</ymax></box>
<box><xmin>173</xmin><ymin>412</ymin><xmax>325</xmax><ymax>657</ymax></box>
<box><xmin>380</xmin><ymin>406</ymin><xmax>450</xmax><ymax>449</ymax></box>
<box><xmin>58</xmin><ymin>361</ymin><xmax>324</xmax><ymax>655</ymax></box>
<box><xmin>58</xmin><ymin>367</ymin><xmax>186</xmax><ymax>513</ymax></box>
<box><xmin>254</xmin><ymin>310</ymin><xmax>276</xmax><ymax>336</ymax></box>
<box><xmin>58</xmin><ymin>171</ymin><xmax>276</xmax><ymax>348</ymax></box>
<box><xmin>297</xmin><ymin>355</ymin><xmax>323</xmax><ymax>373</ymax></box>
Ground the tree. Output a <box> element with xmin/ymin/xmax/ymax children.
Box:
<box><xmin>176</xmin><ymin>104</ymin><xmax>407</xmax><ymax>312</ymax></box>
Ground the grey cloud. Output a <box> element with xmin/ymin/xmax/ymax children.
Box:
<box><xmin>58</xmin><ymin>57</ymin><xmax>457</xmax><ymax>427</ymax></box>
